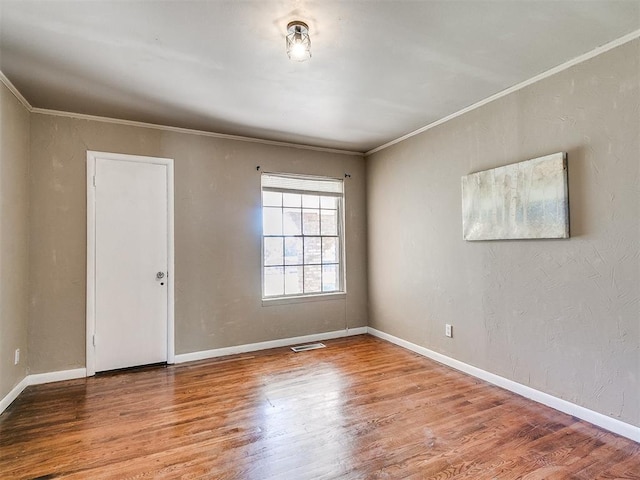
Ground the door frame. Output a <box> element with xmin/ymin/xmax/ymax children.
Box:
<box><xmin>86</xmin><ymin>150</ymin><xmax>175</xmax><ymax>376</ymax></box>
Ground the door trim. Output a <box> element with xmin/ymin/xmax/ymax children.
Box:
<box><xmin>86</xmin><ymin>151</ymin><xmax>175</xmax><ymax>376</ymax></box>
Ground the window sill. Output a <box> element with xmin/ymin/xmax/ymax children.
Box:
<box><xmin>262</xmin><ymin>292</ymin><xmax>346</xmax><ymax>307</ymax></box>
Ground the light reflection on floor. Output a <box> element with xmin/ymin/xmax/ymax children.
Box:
<box><xmin>246</xmin><ymin>362</ymin><xmax>350</xmax><ymax>479</ymax></box>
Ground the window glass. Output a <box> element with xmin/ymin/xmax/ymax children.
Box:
<box><xmin>264</xmin><ymin>267</ymin><xmax>284</xmax><ymax>296</ymax></box>
<box><xmin>261</xmin><ymin>174</ymin><xmax>344</xmax><ymax>299</ymax></box>
<box><xmin>264</xmin><ymin>237</ymin><xmax>283</xmax><ymax>266</ymax></box>
<box><xmin>302</xmin><ymin>194</ymin><xmax>319</xmax><ymax>208</ymax></box>
<box><xmin>304</xmin><ymin>265</ymin><xmax>322</xmax><ymax>293</ymax></box>
<box><xmin>263</xmin><ymin>191</ymin><xmax>282</xmax><ymax>207</ymax></box>
<box><xmin>263</xmin><ymin>207</ymin><xmax>283</xmax><ymax>236</ymax></box>
<box><xmin>284</xmin><ymin>237</ymin><xmax>303</xmax><ymax>265</ymax></box>
<box><xmin>322</xmin><ymin>237</ymin><xmax>338</xmax><ymax>264</ymax></box>
<box><xmin>284</xmin><ymin>266</ymin><xmax>303</xmax><ymax>295</ymax></box>
<box><xmin>320</xmin><ymin>210</ymin><xmax>338</xmax><ymax>236</ymax></box>
<box><xmin>283</xmin><ymin>208</ymin><xmax>302</xmax><ymax>235</ymax></box>
<box><xmin>322</xmin><ymin>265</ymin><xmax>338</xmax><ymax>292</ymax></box>
<box><xmin>302</xmin><ymin>209</ymin><xmax>320</xmax><ymax>235</ymax></box>
<box><xmin>320</xmin><ymin>196</ymin><xmax>337</xmax><ymax>209</ymax></box>
<box><xmin>283</xmin><ymin>193</ymin><xmax>301</xmax><ymax>207</ymax></box>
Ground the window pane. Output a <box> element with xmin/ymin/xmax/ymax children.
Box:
<box><xmin>283</xmin><ymin>193</ymin><xmax>301</xmax><ymax>207</ymax></box>
<box><xmin>284</xmin><ymin>237</ymin><xmax>303</xmax><ymax>265</ymax></box>
<box><xmin>304</xmin><ymin>265</ymin><xmax>321</xmax><ymax>293</ymax></box>
<box><xmin>262</xmin><ymin>176</ymin><xmax>344</xmax><ymax>299</ymax></box>
<box><xmin>321</xmin><ymin>209</ymin><xmax>338</xmax><ymax>235</ymax></box>
<box><xmin>320</xmin><ymin>196</ymin><xmax>337</xmax><ymax>209</ymax></box>
<box><xmin>302</xmin><ymin>194</ymin><xmax>319</xmax><ymax>208</ymax></box>
<box><xmin>263</xmin><ymin>207</ymin><xmax>283</xmax><ymax>235</ymax></box>
<box><xmin>263</xmin><ymin>191</ymin><xmax>282</xmax><ymax>207</ymax></box>
<box><xmin>322</xmin><ymin>264</ymin><xmax>338</xmax><ymax>292</ymax></box>
<box><xmin>304</xmin><ymin>237</ymin><xmax>321</xmax><ymax>264</ymax></box>
<box><xmin>322</xmin><ymin>237</ymin><xmax>338</xmax><ymax>264</ymax></box>
<box><xmin>264</xmin><ymin>237</ymin><xmax>283</xmax><ymax>266</ymax></box>
<box><xmin>302</xmin><ymin>209</ymin><xmax>320</xmax><ymax>235</ymax></box>
<box><xmin>264</xmin><ymin>267</ymin><xmax>284</xmax><ymax>296</ymax></box>
<box><xmin>283</xmin><ymin>208</ymin><xmax>302</xmax><ymax>235</ymax></box>
<box><xmin>284</xmin><ymin>266</ymin><xmax>303</xmax><ymax>295</ymax></box>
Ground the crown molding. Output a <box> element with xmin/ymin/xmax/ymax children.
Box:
<box><xmin>0</xmin><ymin>71</ymin><xmax>33</xmax><ymax>111</ymax></box>
<box><xmin>29</xmin><ymin>107</ymin><xmax>363</xmax><ymax>156</ymax></box>
<box><xmin>366</xmin><ymin>28</ymin><xmax>640</xmax><ymax>156</ymax></box>
<box><xmin>4</xmin><ymin>25</ymin><xmax>639</xmax><ymax>159</ymax></box>
<box><xmin>0</xmin><ymin>70</ymin><xmax>361</xmax><ymax>157</ymax></box>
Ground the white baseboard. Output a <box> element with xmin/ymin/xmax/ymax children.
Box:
<box><xmin>5</xmin><ymin>329</ymin><xmax>637</xmax><ymax>444</ymax></box>
<box><xmin>367</xmin><ymin>327</ymin><xmax>640</xmax><ymax>443</ymax></box>
<box><xmin>175</xmin><ymin>327</ymin><xmax>368</xmax><ymax>363</ymax></box>
<box><xmin>0</xmin><ymin>376</ymin><xmax>30</xmax><ymax>415</ymax></box>
<box><xmin>1</xmin><ymin>329</ymin><xmax>369</xmax><ymax>415</ymax></box>
<box><xmin>28</xmin><ymin>368</ymin><xmax>87</xmax><ymax>386</ymax></box>
<box><xmin>0</xmin><ymin>368</ymin><xmax>87</xmax><ymax>416</ymax></box>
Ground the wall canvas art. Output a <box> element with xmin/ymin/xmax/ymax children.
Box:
<box><xmin>462</xmin><ymin>152</ymin><xmax>569</xmax><ymax>241</ymax></box>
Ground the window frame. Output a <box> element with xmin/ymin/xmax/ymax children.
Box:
<box><xmin>260</xmin><ymin>172</ymin><xmax>346</xmax><ymax>302</ymax></box>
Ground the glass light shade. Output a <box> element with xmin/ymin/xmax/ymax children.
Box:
<box><xmin>286</xmin><ymin>21</ymin><xmax>311</xmax><ymax>62</ymax></box>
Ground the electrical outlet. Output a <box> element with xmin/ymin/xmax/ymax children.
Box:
<box><xmin>445</xmin><ymin>324</ymin><xmax>453</xmax><ymax>338</ymax></box>
<box><xmin>14</xmin><ymin>348</ymin><xmax>20</xmax><ymax>365</ymax></box>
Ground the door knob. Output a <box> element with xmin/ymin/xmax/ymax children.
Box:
<box><xmin>156</xmin><ymin>272</ymin><xmax>165</xmax><ymax>279</ymax></box>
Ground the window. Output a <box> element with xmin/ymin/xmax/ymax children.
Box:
<box><xmin>261</xmin><ymin>173</ymin><xmax>345</xmax><ymax>299</ymax></box>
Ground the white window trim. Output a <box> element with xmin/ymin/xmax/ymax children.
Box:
<box><xmin>262</xmin><ymin>292</ymin><xmax>347</xmax><ymax>307</ymax></box>
<box><xmin>260</xmin><ymin>172</ymin><xmax>346</xmax><ymax>302</ymax></box>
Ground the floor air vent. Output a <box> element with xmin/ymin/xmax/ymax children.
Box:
<box><xmin>291</xmin><ymin>342</ymin><xmax>326</xmax><ymax>352</ymax></box>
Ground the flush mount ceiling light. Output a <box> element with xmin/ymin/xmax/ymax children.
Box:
<box><xmin>286</xmin><ymin>21</ymin><xmax>311</xmax><ymax>62</ymax></box>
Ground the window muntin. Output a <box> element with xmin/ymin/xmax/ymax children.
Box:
<box><xmin>261</xmin><ymin>174</ymin><xmax>344</xmax><ymax>299</ymax></box>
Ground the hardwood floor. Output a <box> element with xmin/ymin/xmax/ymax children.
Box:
<box><xmin>1</xmin><ymin>335</ymin><xmax>638</xmax><ymax>479</ymax></box>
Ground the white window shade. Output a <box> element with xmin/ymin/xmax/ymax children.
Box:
<box><xmin>262</xmin><ymin>174</ymin><xmax>343</xmax><ymax>196</ymax></box>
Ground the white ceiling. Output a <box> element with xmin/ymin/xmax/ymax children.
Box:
<box><xmin>1</xmin><ymin>1</ymin><xmax>639</xmax><ymax>153</ymax></box>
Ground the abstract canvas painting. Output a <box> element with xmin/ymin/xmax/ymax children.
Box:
<box><xmin>462</xmin><ymin>152</ymin><xmax>569</xmax><ymax>241</ymax></box>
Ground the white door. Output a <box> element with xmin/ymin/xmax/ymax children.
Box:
<box><xmin>87</xmin><ymin>152</ymin><xmax>174</xmax><ymax>373</ymax></box>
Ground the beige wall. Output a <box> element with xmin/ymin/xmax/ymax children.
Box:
<box><xmin>0</xmin><ymin>83</ymin><xmax>30</xmax><ymax>399</ymax></box>
<box><xmin>28</xmin><ymin>116</ymin><xmax>368</xmax><ymax>373</ymax></box>
<box><xmin>4</xmin><ymin>36</ymin><xmax>637</xmax><ymax>432</ymax></box>
<box><xmin>367</xmin><ymin>40</ymin><xmax>639</xmax><ymax>426</ymax></box>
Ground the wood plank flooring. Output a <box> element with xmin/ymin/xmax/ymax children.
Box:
<box><xmin>1</xmin><ymin>335</ymin><xmax>638</xmax><ymax>479</ymax></box>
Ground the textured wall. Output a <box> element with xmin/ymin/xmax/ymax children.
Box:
<box><xmin>28</xmin><ymin>116</ymin><xmax>367</xmax><ymax>373</ymax></box>
<box><xmin>367</xmin><ymin>40</ymin><xmax>639</xmax><ymax>426</ymax></box>
<box><xmin>0</xmin><ymin>82</ymin><xmax>30</xmax><ymax>399</ymax></box>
